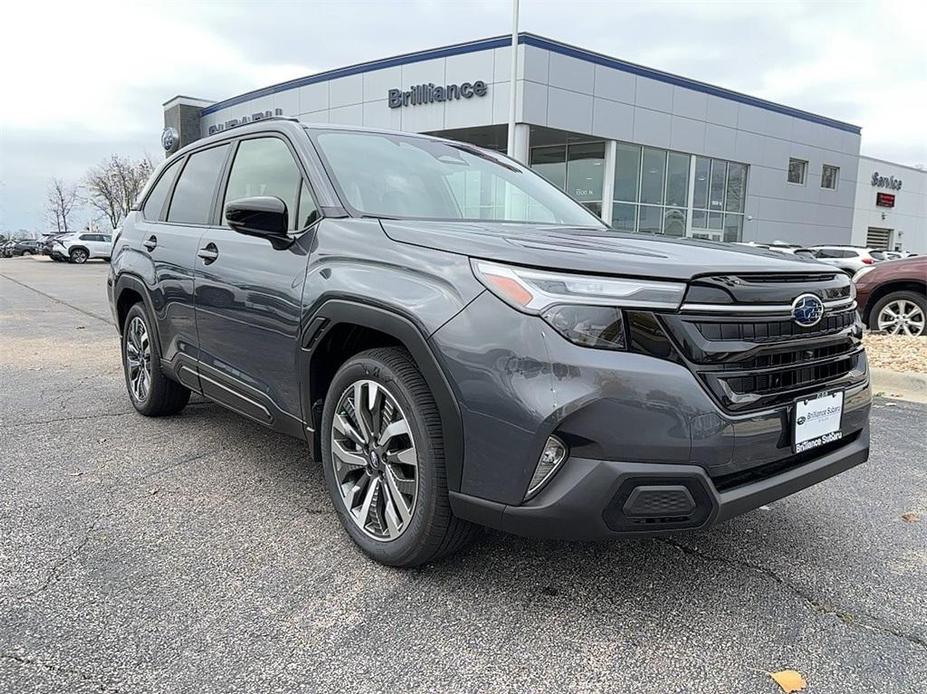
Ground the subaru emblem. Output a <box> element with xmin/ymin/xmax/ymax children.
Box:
<box><xmin>161</xmin><ymin>126</ymin><xmax>179</xmax><ymax>153</ymax></box>
<box><xmin>791</xmin><ymin>293</ymin><xmax>824</xmax><ymax>327</ymax></box>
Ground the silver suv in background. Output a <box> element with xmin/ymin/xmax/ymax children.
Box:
<box><xmin>809</xmin><ymin>246</ymin><xmax>879</xmax><ymax>275</ymax></box>
<box><xmin>51</xmin><ymin>232</ymin><xmax>113</xmax><ymax>263</ymax></box>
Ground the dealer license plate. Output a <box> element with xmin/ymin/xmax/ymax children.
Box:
<box><xmin>793</xmin><ymin>391</ymin><xmax>844</xmax><ymax>453</ymax></box>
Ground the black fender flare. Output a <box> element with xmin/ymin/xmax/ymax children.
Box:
<box><xmin>68</xmin><ymin>245</ymin><xmax>90</xmax><ymax>259</ymax></box>
<box><xmin>113</xmin><ymin>273</ymin><xmax>163</xmax><ymax>350</ymax></box>
<box><xmin>302</xmin><ymin>299</ymin><xmax>465</xmax><ymax>493</ymax></box>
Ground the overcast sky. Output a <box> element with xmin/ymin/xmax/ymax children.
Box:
<box><xmin>1</xmin><ymin>0</ymin><xmax>924</xmax><ymax>233</ymax></box>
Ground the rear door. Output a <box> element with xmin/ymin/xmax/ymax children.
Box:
<box><xmin>193</xmin><ymin>133</ymin><xmax>320</xmax><ymax>429</ymax></box>
<box><xmin>139</xmin><ymin>143</ymin><xmax>231</xmax><ymax>378</ymax></box>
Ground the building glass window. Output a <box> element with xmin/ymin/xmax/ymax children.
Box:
<box><xmin>692</xmin><ymin>156</ymin><xmax>710</xmax><ymax>210</ymax></box>
<box><xmin>640</xmin><ymin>147</ymin><xmax>666</xmax><ymax>205</ymax></box>
<box><xmin>612</xmin><ymin>202</ymin><xmax>637</xmax><ymax>231</ymax></box>
<box><xmin>663</xmin><ymin>208</ymin><xmax>686</xmax><ymax>237</ymax></box>
<box><xmin>638</xmin><ymin>204</ymin><xmax>663</xmax><ymax>233</ymax></box>
<box><xmin>821</xmin><ymin>164</ymin><xmax>839</xmax><ymax>190</ymax></box>
<box><xmin>708</xmin><ymin>159</ymin><xmax>726</xmax><ymax>210</ymax></box>
<box><xmin>610</xmin><ymin>146</ymin><xmax>746</xmax><ymax>240</ymax></box>
<box><xmin>530</xmin><ymin>146</ymin><xmax>566</xmax><ymax>191</ymax></box>
<box><xmin>690</xmin><ymin>156</ymin><xmax>747</xmax><ymax>242</ymax></box>
<box><xmin>725</xmin><ymin>163</ymin><xmax>747</xmax><ymax>212</ymax></box>
<box><xmin>788</xmin><ymin>158</ymin><xmax>807</xmax><ymax>185</ymax></box>
<box><xmin>565</xmin><ymin>142</ymin><xmax>605</xmax><ymax>216</ymax></box>
<box><xmin>529</xmin><ymin>141</ymin><xmax>605</xmax><ymax>216</ymax></box>
<box><xmin>614</xmin><ymin>143</ymin><xmax>640</xmax><ymax>203</ymax></box>
<box><xmin>665</xmin><ymin>152</ymin><xmax>689</xmax><ymax>208</ymax></box>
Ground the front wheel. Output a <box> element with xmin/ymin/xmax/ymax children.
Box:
<box><xmin>69</xmin><ymin>248</ymin><xmax>88</xmax><ymax>264</ymax></box>
<box><xmin>870</xmin><ymin>291</ymin><xmax>926</xmax><ymax>336</ymax></box>
<box><xmin>320</xmin><ymin>347</ymin><xmax>476</xmax><ymax>567</ymax></box>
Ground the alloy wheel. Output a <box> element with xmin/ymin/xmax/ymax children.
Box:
<box><xmin>125</xmin><ymin>316</ymin><xmax>152</xmax><ymax>402</ymax></box>
<box><xmin>71</xmin><ymin>249</ymin><xmax>87</xmax><ymax>263</ymax></box>
<box><xmin>330</xmin><ymin>379</ymin><xmax>418</xmax><ymax>541</ymax></box>
<box><xmin>877</xmin><ymin>299</ymin><xmax>925</xmax><ymax>336</ymax></box>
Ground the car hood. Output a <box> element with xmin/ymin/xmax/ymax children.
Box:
<box><xmin>380</xmin><ymin>221</ymin><xmax>828</xmax><ymax>280</ymax></box>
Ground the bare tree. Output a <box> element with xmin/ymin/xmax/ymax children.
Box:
<box><xmin>85</xmin><ymin>155</ymin><xmax>154</xmax><ymax>230</ymax></box>
<box><xmin>46</xmin><ymin>178</ymin><xmax>80</xmax><ymax>234</ymax></box>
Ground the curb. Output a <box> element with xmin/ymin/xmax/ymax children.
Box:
<box><xmin>870</xmin><ymin>368</ymin><xmax>927</xmax><ymax>403</ymax></box>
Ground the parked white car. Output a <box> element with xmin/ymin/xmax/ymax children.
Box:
<box><xmin>807</xmin><ymin>246</ymin><xmax>879</xmax><ymax>275</ymax></box>
<box><xmin>51</xmin><ymin>232</ymin><xmax>113</xmax><ymax>263</ymax></box>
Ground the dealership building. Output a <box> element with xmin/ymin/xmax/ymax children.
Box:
<box><xmin>163</xmin><ymin>33</ymin><xmax>926</xmax><ymax>253</ymax></box>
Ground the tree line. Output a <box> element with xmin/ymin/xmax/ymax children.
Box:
<box><xmin>46</xmin><ymin>154</ymin><xmax>154</xmax><ymax>234</ymax></box>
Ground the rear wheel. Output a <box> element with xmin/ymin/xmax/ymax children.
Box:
<box><xmin>121</xmin><ymin>303</ymin><xmax>190</xmax><ymax>416</ymax></box>
<box><xmin>69</xmin><ymin>248</ymin><xmax>88</xmax><ymax>264</ymax></box>
<box><xmin>321</xmin><ymin>347</ymin><xmax>476</xmax><ymax>567</ymax></box>
<box><xmin>870</xmin><ymin>291</ymin><xmax>926</xmax><ymax>336</ymax></box>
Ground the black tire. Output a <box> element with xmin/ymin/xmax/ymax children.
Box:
<box><xmin>320</xmin><ymin>347</ymin><xmax>477</xmax><ymax>567</ymax></box>
<box><xmin>121</xmin><ymin>303</ymin><xmax>190</xmax><ymax>416</ymax></box>
<box><xmin>868</xmin><ymin>290</ymin><xmax>927</xmax><ymax>336</ymax></box>
<box><xmin>69</xmin><ymin>248</ymin><xmax>88</xmax><ymax>264</ymax></box>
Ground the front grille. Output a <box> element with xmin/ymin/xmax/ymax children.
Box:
<box><xmin>659</xmin><ymin>274</ymin><xmax>867</xmax><ymax>413</ymax></box>
<box><xmin>695</xmin><ymin>309</ymin><xmax>856</xmax><ymax>342</ymax></box>
<box><xmin>723</xmin><ymin>354</ymin><xmax>858</xmax><ymax>397</ymax></box>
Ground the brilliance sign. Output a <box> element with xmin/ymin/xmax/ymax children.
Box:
<box><xmin>389</xmin><ymin>81</ymin><xmax>488</xmax><ymax>108</ymax></box>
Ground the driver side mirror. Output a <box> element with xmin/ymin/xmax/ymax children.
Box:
<box><xmin>225</xmin><ymin>196</ymin><xmax>289</xmax><ymax>238</ymax></box>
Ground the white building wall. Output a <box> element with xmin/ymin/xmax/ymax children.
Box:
<box><xmin>516</xmin><ymin>46</ymin><xmax>861</xmax><ymax>246</ymax></box>
<box><xmin>851</xmin><ymin>157</ymin><xmax>927</xmax><ymax>253</ymax></box>
<box><xmin>199</xmin><ymin>45</ymin><xmax>527</xmax><ymax>138</ymax></box>
<box><xmin>195</xmin><ymin>37</ymin><xmax>882</xmax><ymax>249</ymax></box>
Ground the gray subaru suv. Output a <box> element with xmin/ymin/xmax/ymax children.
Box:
<box><xmin>107</xmin><ymin>119</ymin><xmax>870</xmax><ymax>566</ymax></box>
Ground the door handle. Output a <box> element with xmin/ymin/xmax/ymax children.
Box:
<box><xmin>143</xmin><ymin>235</ymin><xmax>157</xmax><ymax>252</ymax></box>
<box><xmin>197</xmin><ymin>243</ymin><xmax>219</xmax><ymax>264</ymax></box>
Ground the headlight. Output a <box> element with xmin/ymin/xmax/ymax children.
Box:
<box><xmin>470</xmin><ymin>260</ymin><xmax>686</xmax><ymax>313</ymax></box>
<box><xmin>852</xmin><ymin>266</ymin><xmax>875</xmax><ymax>283</ymax></box>
<box><xmin>541</xmin><ymin>305</ymin><xmax>626</xmax><ymax>350</ymax></box>
<box><xmin>471</xmin><ymin>260</ymin><xmax>685</xmax><ymax>351</ymax></box>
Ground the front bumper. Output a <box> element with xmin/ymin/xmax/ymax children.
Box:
<box><xmin>433</xmin><ymin>290</ymin><xmax>872</xmax><ymax>537</ymax></box>
<box><xmin>451</xmin><ymin>420</ymin><xmax>869</xmax><ymax>539</ymax></box>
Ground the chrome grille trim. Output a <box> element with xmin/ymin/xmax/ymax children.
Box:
<box><xmin>679</xmin><ymin>297</ymin><xmax>856</xmax><ymax>315</ymax></box>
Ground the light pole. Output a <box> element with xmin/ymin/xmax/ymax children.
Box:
<box><xmin>506</xmin><ymin>0</ymin><xmax>520</xmax><ymax>158</ymax></box>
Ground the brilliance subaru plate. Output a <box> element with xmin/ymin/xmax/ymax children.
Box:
<box><xmin>794</xmin><ymin>391</ymin><xmax>844</xmax><ymax>453</ymax></box>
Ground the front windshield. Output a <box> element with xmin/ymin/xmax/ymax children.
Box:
<box><xmin>310</xmin><ymin>129</ymin><xmax>604</xmax><ymax>226</ymax></box>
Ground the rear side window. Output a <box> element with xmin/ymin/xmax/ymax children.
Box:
<box><xmin>167</xmin><ymin>144</ymin><xmax>230</xmax><ymax>225</ymax></box>
<box><xmin>222</xmin><ymin>137</ymin><xmax>304</xmax><ymax>231</ymax></box>
<box><xmin>143</xmin><ymin>159</ymin><xmax>181</xmax><ymax>221</ymax></box>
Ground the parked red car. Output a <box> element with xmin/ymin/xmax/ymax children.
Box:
<box><xmin>853</xmin><ymin>256</ymin><xmax>927</xmax><ymax>336</ymax></box>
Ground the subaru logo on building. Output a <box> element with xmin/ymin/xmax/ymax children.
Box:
<box><xmin>791</xmin><ymin>293</ymin><xmax>824</xmax><ymax>327</ymax></box>
<box><xmin>161</xmin><ymin>127</ymin><xmax>179</xmax><ymax>152</ymax></box>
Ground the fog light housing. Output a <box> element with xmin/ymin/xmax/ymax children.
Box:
<box><xmin>525</xmin><ymin>436</ymin><xmax>568</xmax><ymax>500</ymax></box>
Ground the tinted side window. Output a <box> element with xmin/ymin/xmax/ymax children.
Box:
<box><xmin>167</xmin><ymin>145</ymin><xmax>230</xmax><ymax>225</ymax></box>
<box><xmin>222</xmin><ymin>137</ymin><xmax>303</xmax><ymax>230</ymax></box>
<box><xmin>143</xmin><ymin>159</ymin><xmax>181</xmax><ymax>221</ymax></box>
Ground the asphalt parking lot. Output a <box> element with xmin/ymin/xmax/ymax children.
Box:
<box><xmin>1</xmin><ymin>256</ymin><xmax>925</xmax><ymax>693</ymax></box>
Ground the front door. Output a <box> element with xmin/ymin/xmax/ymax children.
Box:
<box><xmin>193</xmin><ymin>135</ymin><xmax>321</xmax><ymax>429</ymax></box>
